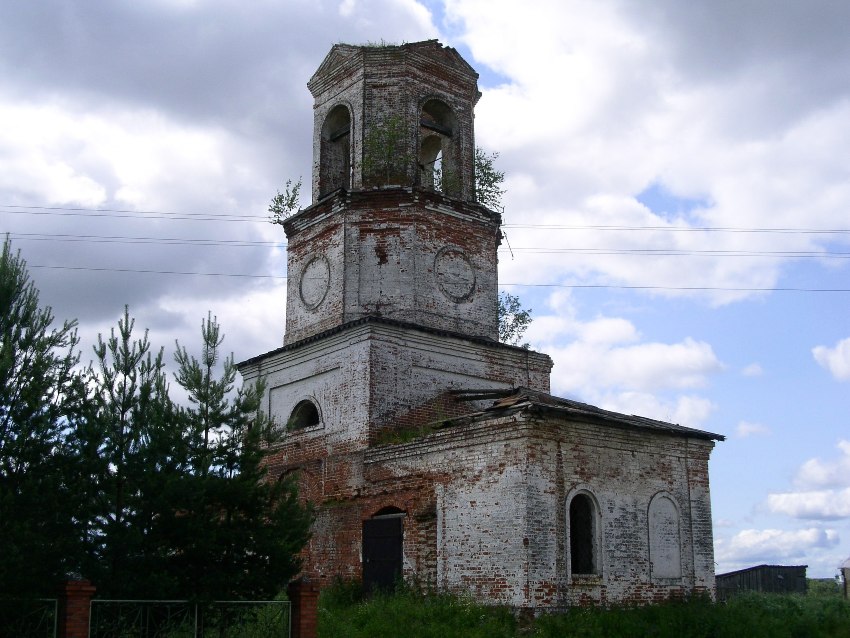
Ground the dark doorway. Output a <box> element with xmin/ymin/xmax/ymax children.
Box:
<box><xmin>362</xmin><ymin>510</ymin><xmax>403</xmax><ymax>593</ymax></box>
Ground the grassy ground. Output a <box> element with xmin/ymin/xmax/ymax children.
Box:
<box><xmin>318</xmin><ymin>580</ymin><xmax>850</xmax><ymax>638</ymax></box>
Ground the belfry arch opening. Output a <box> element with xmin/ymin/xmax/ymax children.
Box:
<box><xmin>419</xmin><ymin>99</ymin><xmax>458</xmax><ymax>196</ymax></box>
<box><xmin>320</xmin><ymin>104</ymin><xmax>352</xmax><ymax>197</ymax></box>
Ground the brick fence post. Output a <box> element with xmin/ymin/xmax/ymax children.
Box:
<box><xmin>288</xmin><ymin>579</ymin><xmax>321</xmax><ymax>638</ymax></box>
<box><xmin>58</xmin><ymin>578</ymin><xmax>96</xmax><ymax>638</ymax></box>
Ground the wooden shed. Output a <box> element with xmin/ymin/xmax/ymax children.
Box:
<box><xmin>715</xmin><ymin>564</ymin><xmax>807</xmax><ymax>601</ymax></box>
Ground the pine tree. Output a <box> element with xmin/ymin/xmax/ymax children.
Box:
<box><xmin>1</xmin><ymin>241</ymin><xmax>310</xmax><ymax>599</ymax></box>
<box><xmin>0</xmin><ymin>237</ymin><xmax>83</xmax><ymax>595</ymax></box>
<box><xmin>81</xmin><ymin>306</ymin><xmax>175</xmax><ymax>596</ymax></box>
<box><xmin>167</xmin><ymin>313</ymin><xmax>311</xmax><ymax>600</ymax></box>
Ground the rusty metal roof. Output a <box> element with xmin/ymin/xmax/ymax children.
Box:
<box><xmin>448</xmin><ymin>387</ymin><xmax>725</xmax><ymax>441</ymax></box>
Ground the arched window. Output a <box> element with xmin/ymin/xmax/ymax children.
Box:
<box><xmin>419</xmin><ymin>99</ymin><xmax>458</xmax><ymax>196</ymax></box>
<box><xmin>320</xmin><ymin>104</ymin><xmax>352</xmax><ymax>196</ymax></box>
<box><xmin>648</xmin><ymin>494</ymin><xmax>682</xmax><ymax>579</ymax></box>
<box><xmin>568</xmin><ymin>492</ymin><xmax>599</xmax><ymax>576</ymax></box>
<box><xmin>287</xmin><ymin>399</ymin><xmax>320</xmax><ymax>430</ymax></box>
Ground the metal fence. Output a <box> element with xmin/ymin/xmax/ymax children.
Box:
<box><xmin>89</xmin><ymin>600</ymin><xmax>290</xmax><ymax>638</ymax></box>
<box><xmin>0</xmin><ymin>598</ymin><xmax>58</xmax><ymax>638</ymax></box>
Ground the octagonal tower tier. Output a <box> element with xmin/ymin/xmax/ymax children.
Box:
<box><xmin>283</xmin><ymin>41</ymin><xmax>501</xmax><ymax>345</ymax></box>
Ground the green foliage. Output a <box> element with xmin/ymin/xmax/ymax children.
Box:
<box><xmin>163</xmin><ymin>313</ymin><xmax>312</xmax><ymax>601</ymax></box>
<box><xmin>269</xmin><ymin>177</ymin><xmax>303</xmax><ymax>225</ymax></box>
<box><xmin>78</xmin><ymin>311</ymin><xmax>312</xmax><ymax>600</ymax></box>
<box><xmin>430</xmin><ymin>163</ymin><xmax>461</xmax><ymax>198</ymax></box>
<box><xmin>362</xmin><ymin>40</ymin><xmax>403</xmax><ymax>48</ymax></box>
<box><xmin>319</xmin><ymin>588</ymin><xmax>850</xmax><ymax>638</ymax></box>
<box><xmin>808</xmin><ymin>577</ymin><xmax>842</xmax><ymax>597</ymax></box>
<box><xmin>362</xmin><ymin>115</ymin><xmax>412</xmax><ymax>186</ymax></box>
<box><xmin>474</xmin><ymin>147</ymin><xmax>506</xmax><ymax>211</ymax></box>
<box><xmin>533</xmin><ymin>593</ymin><xmax>850</xmax><ymax>638</ymax></box>
<box><xmin>81</xmin><ymin>306</ymin><xmax>174</xmax><ymax>596</ymax></box>
<box><xmin>374</xmin><ymin>423</ymin><xmax>436</xmax><ymax>446</ymax></box>
<box><xmin>318</xmin><ymin>582</ymin><xmax>517</xmax><ymax>638</ymax></box>
<box><xmin>498</xmin><ymin>291</ymin><xmax>532</xmax><ymax>347</ymax></box>
<box><xmin>0</xmin><ymin>236</ymin><xmax>85</xmax><ymax>595</ymax></box>
<box><xmin>0</xmin><ymin>237</ymin><xmax>311</xmax><ymax>599</ymax></box>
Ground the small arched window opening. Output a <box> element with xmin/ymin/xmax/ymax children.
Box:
<box><xmin>320</xmin><ymin>104</ymin><xmax>352</xmax><ymax>197</ymax></box>
<box><xmin>569</xmin><ymin>493</ymin><xmax>598</xmax><ymax>575</ymax></box>
<box><xmin>287</xmin><ymin>399</ymin><xmax>320</xmax><ymax>430</ymax></box>
<box><xmin>419</xmin><ymin>99</ymin><xmax>458</xmax><ymax>196</ymax></box>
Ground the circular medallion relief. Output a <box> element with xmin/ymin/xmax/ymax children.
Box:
<box><xmin>434</xmin><ymin>247</ymin><xmax>476</xmax><ymax>302</ymax></box>
<box><xmin>299</xmin><ymin>255</ymin><xmax>330</xmax><ymax>310</ymax></box>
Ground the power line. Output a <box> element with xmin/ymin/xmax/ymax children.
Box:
<box><xmin>8</xmin><ymin>232</ymin><xmax>850</xmax><ymax>259</ymax></box>
<box><xmin>506</xmin><ymin>248</ymin><xmax>850</xmax><ymax>259</ymax></box>
<box><xmin>26</xmin><ymin>263</ymin><xmax>850</xmax><ymax>292</ymax></box>
<box><xmin>9</xmin><ymin>232</ymin><xmax>283</xmax><ymax>248</ymax></box>
<box><xmin>2</xmin><ymin>208</ymin><xmax>265</xmax><ymax>223</ymax></box>
<box><xmin>5</xmin><ymin>204</ymin><xmax>850</xmax><ymax>235</ymax></box>
<box><xmin>502</xmin><ymin>223</ymin><xmax>850</xmax><ymax>235</ymax></box>
<box><xmin>502</xmin><ymin>282</ymin><xmax>850</xmax><ymax>293</ymax></box>
<box><xmin>29</xmin><ymin>264</ymin><xmax>286</xmax><ymax>280</ymax></box>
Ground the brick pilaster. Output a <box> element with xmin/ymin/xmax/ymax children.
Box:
<box><xmin>58</xmin><ymin>579</ymin><xmax>96</xmax><ymax>638</ymax></box>
<box><xmin>288</xmin><ymin>579</ymin><xmax>321</xmax><ymax>638</ymax></box>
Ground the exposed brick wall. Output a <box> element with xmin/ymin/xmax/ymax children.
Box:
<box><xmin>283</xmin><ymin>189</ymin><xmax>502</xmax><ymax>345</ymax></box>
<box><xmin>239</xmin><ymin>40</ymin><xmax>721</xmax><ymax>613</ymax></box>
<box><xmin>308</xmin><ymin>41</ymin><xmax>478</xmax><ymax>202</ymax></box>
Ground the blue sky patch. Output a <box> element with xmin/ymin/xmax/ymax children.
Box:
<box><xmin>637</xmin><ymin>182</ymin><xmax>712</xmax><ymax>218</ymax></box>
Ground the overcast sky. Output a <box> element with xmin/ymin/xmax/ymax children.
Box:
<box><xmin>2</xmin><ymin>0</ymin><xmax>849</xmax><ymax>578</ymax></box>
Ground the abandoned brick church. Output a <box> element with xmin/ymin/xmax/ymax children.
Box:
<box><xmin>238</xmin><ymin>40</ymin><xmax>723</xmax><ymax>609</ymax></box>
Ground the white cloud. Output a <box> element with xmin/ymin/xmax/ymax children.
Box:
<box><xmin>715</xmin><ymin>527</ymin><xmax>840</xmax><ymax>565</ymax></box>
<box><xmin>545</xmin><ymin>336</ymin><xmax>722</xmax><ymax>395</ymax></box>
<box><xmin>598</xmin><ymin>392</ymin><xmax>715</xmax><ymax>429</ymax></box>
<box><xmin>742</xmin><ymin>363</ymin><xmax>763</xmax><ymax>377</ymax></box>
<box><xmin>795</xmin><ymin>441</ymin><xmax>850</xmax><ymax>490</ymax></box>
<box><xmin>813</xmin><ymin>338</ymin><xmax>850</xmax><ymax>381</ymax></box>
<box><xmin>448</xmin><ymin>0</ymin><xmax>850</xmax><ymax>305</ymax></box>
<box><xmin>0</xmin><ymin>98</ymin><xmax>240</xmax><ymax>211</ymax></box>
<box><xmin>767</xmin><ymin>489</ymin><xmax>850</xmax><ymax>521</ymax></box>
<box><xmin>762</xmin><ymin>442</ymin><xmax>850</xmax><ymax>521</ymax></box>
<box><xmin>0</xmin><ymin>102</ymin><xmax>107</xmax><ymax>206</ymax></box>
<box><xmin>524</xmin><ymin>291</ymin><xmax>721</xmax><ymax>426</ymax></box>
<box><xmin>736</xmin><ymin>421</ymin><xmax>771</xmax><ymax>438</ymax></box>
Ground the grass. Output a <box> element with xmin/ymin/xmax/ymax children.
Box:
<box><xmin>318</xmin><ymin>580</ymin><xmax>850</xmax><ymax>638</ymax></box>
<box><xmin>318</xmin><ymin>580</ymin><xmax>516</xmax><ymax>638</ymax></box>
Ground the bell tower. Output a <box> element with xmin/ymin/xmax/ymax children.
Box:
<box><xmin>282</xmin><ymin>41</ymin><xmax>502</xmax><ymax>345</ymax></box>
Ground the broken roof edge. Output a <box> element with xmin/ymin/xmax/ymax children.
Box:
<box><xmin>441</xmin><ymin>386</ymin><xmax>724</xmax><ymax>442</ymax></box>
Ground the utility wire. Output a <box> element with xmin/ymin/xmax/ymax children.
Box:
<box><xmin>502</xmin><ymin>224</ymin><xmax>850</xmax><ymax>235</ymax></box>
<box><xmin>25</xmin><ymin>263</ymin><xmax>850</xmax><ymax>292</ymax></box>
<box><xmin>5</xmin><ymin>204</ymin><xmax>850</xmax><ymax>235</ymax></box>
<box><xmin>8</xmin><ymin>232</ymin><xmax>850</xmax><ymax>259</ymax></box>
<box><xmin>28</xmin><ymin>264</ymin><xmax>286</xmax><ymax>280</ymax></box>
